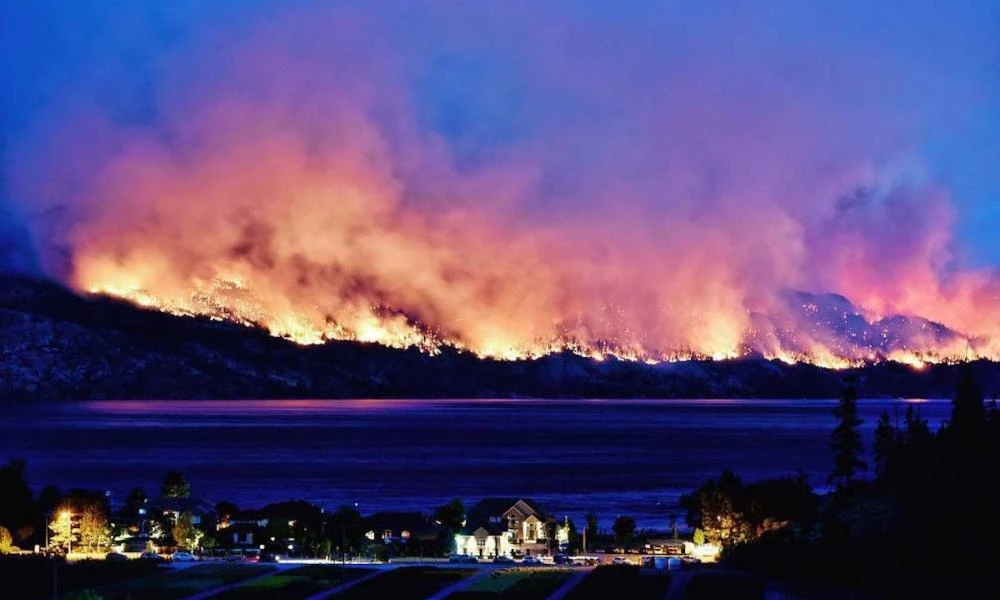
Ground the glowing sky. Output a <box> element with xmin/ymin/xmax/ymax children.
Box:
<box><xmin>1</xmin><ymin>1</ymin><xmax>998</xmax><ymax>362</ymax></box>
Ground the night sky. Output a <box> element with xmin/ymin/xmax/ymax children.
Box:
<box><xmin>1</xmin><ymin>0</ymin><xmax>999</xmax><ymax>359</ymax></box>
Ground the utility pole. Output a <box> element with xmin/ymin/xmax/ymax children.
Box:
<box><xmin>45</xmin><ymin>512</ymin><xmax>57</xmax><ymax>600</ymax></box>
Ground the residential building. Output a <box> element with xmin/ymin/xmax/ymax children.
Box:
<box><xmin>364</xmin><ymin>511</ymin><xmax>440</xmax><ymax>545</ymax></box>
<box><xmin>454</xmin><ymin>498</ymin><xmax>569</xmax><ymax>559</ymax></box>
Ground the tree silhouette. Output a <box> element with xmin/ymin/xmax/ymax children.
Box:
<box><xmin>160</xmin><ymin>471</ymin><xmax>190</xmax><ymax>499</ymax></box>
<box><xmin>872</xmin><ymin>410</ymin><xmax>896</xmax><ymax>481</ymax></box>
<box><xmin>612</xmin><ymin>515</ymin><xmax>636</xmax><ymax>545</ymax></box>
<box><xmin>829</xmin><ymin>376</ymin><xmax>866</xmax><ymax>488</ymax></box>
<box><xmin>432</xmin><ymin>498</ymin><xmax>464</xmax><ymax>533</ymax></box>
<box><xmin>584</xmin><ymin>513</ymin><xmax>598</xmax><ymax>552</ymax></box>
<box><xmin>951</xmin><ymin>369</ymin><xmax>986</xmax><ymax>434</ymax></box>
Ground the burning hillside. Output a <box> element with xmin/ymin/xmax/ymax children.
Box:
<box><xmin>8</xmin><ymin>3</ymin><xmax>999</xmax><ymax>368</ymax></box>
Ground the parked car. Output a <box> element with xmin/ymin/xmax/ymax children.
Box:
<box><xmin>140</xmin><ymin>552</ymin><xmax>165</xmax><ymax>562</ymax></box>
<box><xmin>260</xmin><ymin>551</ymin><xmax>285</xmax><ymax>563</ymax></box>
<box><xmin>105</xmin><ymin>552</ymin><xmax>128</xmax><ymax>562</ymax></box>
<box><xmin>172</xmin><ymin>551</ymin><xmax>197</xmax><ymax>562</ymax></box>
<box><xmin>612</xmin><ymin>556</ymin><xmax>632</xmax><ymax>565</ymax></box>
<box><xmin>449</xmin><ymin>554</ymin><xmax>478</xmax><ymax>563</ymax></box>
<box><xmin>493</xmin><ymin>556</ymin><xmax>515</xmax><ymax>564</ymax></box>
<box><xmin>553</xmin><ymin>553</ymin><xmax>569</xmax><ymax>565</ymax></box>
<box><xmin>522</xmin><ymin>555</ymin><xmax>543</xmax><ymax>565</ymax></box>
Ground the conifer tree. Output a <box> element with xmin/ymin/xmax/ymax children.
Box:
<box><xmin>830</xmin><ymin>376</ymin><xmax>866</xmax><ymax>488</ymax></box>
<box><xmin>872</xmin><ymin>410</ymin><xmax>896</xmax><ymax>481</ymax></box>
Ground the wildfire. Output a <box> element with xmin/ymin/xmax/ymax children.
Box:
<box><xmin>18</xmin><ymin>2</ymin><xmax>1000</xmax><ymax>372</ymax></box>
<box><xmin>82</xmin><ymin>274</ymin><xmax>981</xmax><ymax>370</ymax></box>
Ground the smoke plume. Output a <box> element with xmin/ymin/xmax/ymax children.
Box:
<box><xmin>7</xmin><ymin>1</ymin><xmax>999</xmax><ymax>364</ymax></box>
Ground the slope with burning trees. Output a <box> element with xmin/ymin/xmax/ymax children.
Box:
<box><xmin>2</xmin><ymin>275</ymin><xmax>1000</xmax><ymax>401</ymax></box>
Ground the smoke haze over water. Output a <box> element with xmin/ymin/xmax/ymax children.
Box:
<box><xmin>4</xmin><ymin>1</ymin><xmax>1000</xmax><ymax>363</ymax></box>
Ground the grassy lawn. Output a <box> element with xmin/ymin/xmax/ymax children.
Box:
<box><xmin>207</xmin><ymin>566</ymin><xmax>374</xmax><ymax>600</ymax></box>
<box><xmin>449</xmin><ymin>568</ymin><xmax>575</xmax><ymax>599</ymax></box>
<box><xmin>95</xmin><ymin>563</ymin><xmax>275</xmax><ymax>600</ymax></box>
<box><xmin>564</xmin><ymin>565</ymin><xmax>670</xmax><ymax>600</ymax></box>
<box><xmin>333</xmin><ymin>566</ymin><xmax>473</xmax><ymax>600</ymax></box>
<box><xmin>0</xmin><ymin>555</ymin><xmax>164</xmax><ymax>600</ymax></box>
<box><xmin>684</xmin><ymin>572</ymin><xmax>764</xmax><ymax>600</ymax></box>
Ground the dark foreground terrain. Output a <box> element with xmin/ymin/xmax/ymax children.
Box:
<box><xmin>2</xmin><ymin>275</ymin><xmax>998</xmax><ymax>401</ymax></box>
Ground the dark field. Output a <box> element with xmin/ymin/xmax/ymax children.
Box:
<box><xmin>207</xmin><ymin>565</ymin><xmax>373</xmax><ymax>599</ymax></box>
<box><xmin>448</xmin><ymin>568</ymin><xmax>575</xmax><ymax>599</ymax></box>
<box><xmin>564</xmin><ymin>565</ymin><xmax>671</xmax><ymax>599</ymax></box>
<box><xmin>332</xmin><ymin>566</ymin><xmax>472</xmax><ymax>599</ymax></box>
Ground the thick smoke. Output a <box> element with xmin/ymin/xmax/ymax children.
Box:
<box><xmin>7</xmin><ymin>1</ymin><xmax>999</xmax><ymax>361</ymax></box>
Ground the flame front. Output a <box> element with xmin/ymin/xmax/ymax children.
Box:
<box><xmin>12</xmin><ymin>3</ymin><xmax>1000</xmax><ymax>368</ymax></box>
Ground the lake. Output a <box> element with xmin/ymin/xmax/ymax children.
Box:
<box><xmin>0</xmin><ymin>398</ymin><xmax>951</xmax><ymax>529</ymax></box>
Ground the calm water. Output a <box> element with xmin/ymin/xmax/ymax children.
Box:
<box><xmin>0</xmin><ymin>399</ymin><xmax>950</xmax><ymax>529</ymax></box>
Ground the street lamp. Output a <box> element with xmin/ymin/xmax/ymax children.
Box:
<box><xmin>47</xmin><ymin>510</ymin><xmax>76</xmax><ymax>600</ymax></box>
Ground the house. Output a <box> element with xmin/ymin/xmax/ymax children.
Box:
<box><xmin>454</xmin><ymin>498</ymin><xmax>569</xmax><ymax>559</ymax></box>
<box><xmin>364</xmin><ymin>512</ymin><xmax>440</xmax><ymax>545</ymax></box>
<box><xmin>212</xmin><ymin>510</ymin><xmax>265</xmax><ymax>547</ymax></box>
<box><xmin>146</xmin><ymin>497</ymin><xmax>217</xmax><ymax>529</ymax></box>
<box><xmin>222</xmin><ymin>509</ymin><xmax>269</xmax><ymax>530</ymax></box>
<box><xmin>205</xmin><ymin>509</ymin><xmax>269</xmax><ymax>558</ymax></box>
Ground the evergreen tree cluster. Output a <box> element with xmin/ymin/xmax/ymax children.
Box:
<box><xmin>723</xmin><ymin>371</ymin><xmax>1000</xmax><ymax>597</ymax></box>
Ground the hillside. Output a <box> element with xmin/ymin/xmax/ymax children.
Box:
<box><xmin>1</xmin><ymin>275</ymin><xmax>996</xmax><ymax>401</ymax></box>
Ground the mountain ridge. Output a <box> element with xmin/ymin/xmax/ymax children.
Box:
<box><xmin>1</xmin><ymin>274</ymin><xmax>996</xmax><ymax>401</ymax></box>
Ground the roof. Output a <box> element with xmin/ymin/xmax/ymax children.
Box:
<box><xmin>231</xmin><ymin>509</ymin><xmax>266</xmax><ymax>523</ymax></box>
<box><xmin>365</xmin><ymin>512</ymin><xmax>441</xmax><ymax>538</ymax></box>
<box><xmin>259</xmin><ymin>500</ymin><xmax>323</xmax><ymax>521</ymax></box>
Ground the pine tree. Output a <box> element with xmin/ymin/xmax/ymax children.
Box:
<box><xmin>951</xmin><ymin>369</ymin><xmax>986</xmax><ymax>436</ymax></box>
<box><xmin>830</xmin><ymin>376</ymin><xmax>866</xmax><ymax>488</ymax></box>
<box><xmin>872</xmin><ymin>410</ymin><xmax>896</xmax><ymax>481</ymax></box>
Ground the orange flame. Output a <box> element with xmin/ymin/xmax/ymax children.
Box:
<box><xmin>14</xmin><ymin>4</ymin><xmax>999</xmax><ymax>370</ymax></box>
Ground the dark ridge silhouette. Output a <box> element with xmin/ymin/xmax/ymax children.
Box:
<box><xmin>2</xmin><ymin>274</ymin><xmax>999</xmax><ymax>401</ymax></box>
